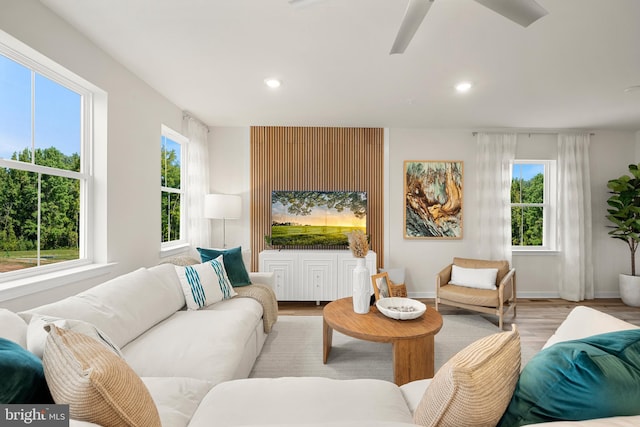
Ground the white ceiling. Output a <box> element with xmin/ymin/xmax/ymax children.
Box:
<box><xmin>39</xmin><ymin>0</ymin><xmax>640</xmax><ymax>131</ymax></box>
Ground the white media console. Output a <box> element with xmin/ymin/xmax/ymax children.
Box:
<box><xmin>259</xmin><ymin>250</ymin><xmax>377</xmax><ymax>302</ymax></box>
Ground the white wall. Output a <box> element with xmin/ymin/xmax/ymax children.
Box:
<box><xmin>208</xmin><ymin>127</ymin><xmax>252</xmax><ymax>251</ymax></box>
<box><xmin>211</xmin><ymin>127</ymin><xmax>637</xmax><ymax>299</ymax></box>
<box><xmin>0</xmin><ymin>0</ymin><xmax>184</xmax><ymax>311</ymax></box>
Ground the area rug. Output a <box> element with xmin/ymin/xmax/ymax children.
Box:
<box><xmin>249</xmin><ymin>314</ymin><xmax>538</xmax><ymax>382</ymax></box>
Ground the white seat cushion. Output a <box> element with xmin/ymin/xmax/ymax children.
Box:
<box><xmin>67</xmin><ymin>377</ymin><xmax>212</xmax><ymax>427</ymax></box>
<box><xmin>188</xmin><ymin>377</ymin><xmax>414</xmax><ymax>427</ymax></box>
<box><xmin>142</xmin><ymin>377</ymin><xmax>212</xmax><ymax>427</ymax></box>
<box><xmin>399</xmin><ymin>379</ymin><xmax>432</xmax><ymax>414</ymax></box>
<box><xmin>543</xmin><ymin>306</ymin><xmax>640</xmax><ymax>349</ymax></box>
<box><xmin>227</xmin><ymin>423</ymin><xmax>419</xmax><ymax>427</ymax></box>
<box><xmin>122</xmin><ymin>303</ymin><xmax>260</xmax><ymax>383</ymax></box>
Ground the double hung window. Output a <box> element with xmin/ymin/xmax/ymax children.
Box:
<box><xmin>161</xmin><ymin>125</ymin><xmax>187</xmax><ymax>247</ymax></box>
<box><xmin>510</xmin><ymin>160</ymin><xmax>556</xmax><ymax>250</ymax></box>
<box><xmin>0</xmin><ymin>48</ymin><xmax>91</xmax><ymax>278</ymax></box>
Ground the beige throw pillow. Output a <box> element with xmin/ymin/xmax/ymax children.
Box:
<box><xmin>43</xmin><ymin>325</ymin><xmax>161</xmax><ymax>427</ymax></box>
<box><xmin>413</xmin><ymin>325</ymin><xmax>521</xmax><ymax>427</ymax></box>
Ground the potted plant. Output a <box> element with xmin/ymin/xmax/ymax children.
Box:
<box><xmin>606</xmin><ymin>163</ymin><xmax>640</xmax><ymax>306</ymax></box>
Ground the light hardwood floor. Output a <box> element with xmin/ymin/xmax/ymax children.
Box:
<box><xmin>278</xmin><ymin>299</ymin><xmax>640</xmax><ymax>353</ymax></box>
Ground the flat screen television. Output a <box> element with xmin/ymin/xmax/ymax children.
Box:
<box><xmin>271</xmin><ymin>190</ymin><xmax>367</xmax><ymax>247</ymax></box>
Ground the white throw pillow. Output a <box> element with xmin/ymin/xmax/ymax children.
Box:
<box><xmin>449</xmin><ymin>265</ymin><xmax>498</xmax><ymax>290</ymax></box>
<box><xmin>27</xmin><ymin>314</ymin><xmax>123</xmax><ymax>359</ymax></box>
<box><xmin>175</xmin><ymin>255</ymin><xmax>237</xmax><ymax>310</ymax></box>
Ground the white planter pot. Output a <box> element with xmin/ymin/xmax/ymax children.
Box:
<box><xmin>619</xmin><ymin>274</ymin><xmax>640</xmax><ymax>307</ymax></box>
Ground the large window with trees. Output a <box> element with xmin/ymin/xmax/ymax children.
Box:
<box><xmin>161</xmin><ymin>126</ymin><xmax>187</xmax><ymax>247</ymax></box>
<box><xmin>510</xmin><ymin>160</ymin><xmax>556</xmax><ymax>250</ymax></box>
<box><xmin>0</xmin><ymin>48</ymin><xmax>91</xmax><ymax>277</ymax></box>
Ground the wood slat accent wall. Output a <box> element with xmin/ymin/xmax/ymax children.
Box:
<box><xmin>250</xmin><ymin>126</ymin><xmax>384</xmax><ymax>271</ymax></box>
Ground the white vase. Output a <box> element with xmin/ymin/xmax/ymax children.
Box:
<box><xmin>352</xmin><ymin>257</ymin><xmax>370</xmax><ymax>314</ymax></box>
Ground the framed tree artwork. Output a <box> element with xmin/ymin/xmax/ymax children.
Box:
<box><xmin>404</xmin><ymin>160</ymin><xmax>463</xmax><ymax>239</ymax></box>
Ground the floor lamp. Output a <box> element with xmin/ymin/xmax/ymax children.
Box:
<box><xmin>204</xmin><ymin>194</ymin><xmax>241</xmax><ymax>248</ymax></box>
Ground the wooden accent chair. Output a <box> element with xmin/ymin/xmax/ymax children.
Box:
<box><xmin>435</xmin><ymin>257</ymin><xmax>516</xmax><ymax>329</ymax></box>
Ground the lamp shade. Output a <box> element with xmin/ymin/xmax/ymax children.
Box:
<box><xmin>204</xmin><ymin>194</ymin><xmax>241</xmax><ymax>219</ymax></box>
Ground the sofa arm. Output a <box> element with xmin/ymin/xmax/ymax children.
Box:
<box><xmin>249</xmin><ymin>272</ymin><xmax>275</xmax><ymax>290</ymax></box>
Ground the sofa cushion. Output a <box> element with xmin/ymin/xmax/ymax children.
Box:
<box><xmin>175</xmin><ymin>256</ymin><xmax>237</xmax><ymax>309</ymax></box>
<box><xmin>142</xmin><ymin>377</ymin><xmax>212</xmax><ymax>427</ymax></box>
<box><xmin>399</xmin><ymin>379</ymin><xmax>432</xmax><ymax>414</ymax></box>
<box><xmin>413</xmin><ymin>325</ymin><xmax>521</xmax><ymax>427</ymax></box>
<box><xmin>449</xmin><ymin>265</ymin><xmax>498</xmax><ymax>290</ymax></box>
<box><xmin>188</xmin><ymin>377</ymin><xmax>414</xmax><ymax>427</ymax></box>
<box><xmin>438</xmin><ymin>284</ymin><xmax>500</xmax><ymax>306</ymax></box>
<box><xmin>498</xmin><ymin>329</ymin><xmax>640</xmax><ymax>427</ymax></box>
<box><xmin>543</xmin><ymin>305</ymin><xmax>640</xmax><ymax>349</ymax></box>
<box><xmin>21</xmin><ymin>267</ymin><xmax>185</xmax><ymax>348</ymax></box>
<box><xmin>27</xmin><ymin>314</ymin><xmax>122</xmax><ymax>359</ymax></box>
<box><xmin>0</xmin><ymin>337</ymin><xmax>53</xmax><ymax>404</ymax></box>
<box><xmin>43</xmin><ymin>325</ymin><xmax>161</xmax><ymax>427</ymax></box>
<box><xmin>0</xmin><ymin>308</ymin><xmax>28</xmax><ymax>349</ymax></box>
<box><xmin>198</xmin><ymin>246</ymin><xmax>252</xmax><ymax>287</ymax></box>
<box><xmin>121</xmin><ymin>300</ymin><xmax>261</xmax><ymax>383</ymax></box>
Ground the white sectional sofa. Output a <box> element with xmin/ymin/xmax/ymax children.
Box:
<box><xmin>0</xmin><ymin>260</ymin><xmax>277</xmax><ymax>427</ymax></box>
<box><xmin>2</xmin><ymin>260</ymin><xmax>640</xmax><ymax>427</ymax></box>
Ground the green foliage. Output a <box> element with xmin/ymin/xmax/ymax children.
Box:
<box><xmin>606</xmin><ymin>163</ymin><xmax>640</xmax><ymax>276</ymax></box>
<box><xmin>511</xmin><ymin>173</ymin><xmax>544</xmax><ymax>246</ymax></box>
<box><xmin>0</xmin><ymin>147</ymin><xmax>80</xmax><ymax>270</ymax></box>
<box><xmin>161</xmin><ymin>147</ymin><xmax>181</xmax><ymax>242</ymax></box>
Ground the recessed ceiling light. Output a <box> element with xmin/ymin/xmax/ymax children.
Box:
<box><xmin>455</xmin><ymin>81</ymin><xmax>473</xmax><ymax>93</ymax></box>
<box><xmin>264</xmin><ymin>78</ymin><xmax>281</xmax><ymax>89</ymax></box>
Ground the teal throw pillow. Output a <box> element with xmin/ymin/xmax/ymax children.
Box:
<box><xmin>498</xmin><ymin>329</ymin><xmax>640</xmax><ymax>427</ymax></box>
<box><xmin>197</xmin><ymin>246</ymin><xmax>251</xmax><ymax>287</ymax></box>
<box><xmin>0</xmin><ymin>338</ymin><xmax>53</xmax><ymax>404</ymax></box>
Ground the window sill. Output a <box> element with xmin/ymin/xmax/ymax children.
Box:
<box><xmin>512</xmin><ymin>249</ymin><xmax>559</xmax><ymax>256</ymax></box>
<box><xmin>0</xmin><ymin>263</ymin><xmax>116</xmax><ymax>303</ymax></box>
<box><xmin>160</xmin><ymin>243</ymin><xmax>191</xmax><ymax>258</ymax></box>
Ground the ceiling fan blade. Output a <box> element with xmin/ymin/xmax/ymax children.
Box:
<box><xmin>390</xmin><ymin>0</ymin><xmax>434</xmax><ymax>55</ymax></box>
<box><xmin>473</xmin><ymin>0</ymin><xmax>548</xmax><ymax>27</ymax></box>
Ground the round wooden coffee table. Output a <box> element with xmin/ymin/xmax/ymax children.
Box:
<box><xmin>323</xmin><ymin>297</ymin><xmax>443</xmax><ymax>386</ymax></box>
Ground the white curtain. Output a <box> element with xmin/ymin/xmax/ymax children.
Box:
<box><xmin>183</xmin><ymin>113</ymin><xmax>211</xmax><ymax>252</ymax></box>
<box><xmin>476</xmin><ymin>133</ymin><xmax>517</xmax><ymax>264</ymax></box>
<box><xmin>557</xmin><ymin>133</ymin><xmax>593</xmax><ymax>301</ymax></box>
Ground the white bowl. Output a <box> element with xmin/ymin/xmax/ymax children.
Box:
<box><xmin>376</xmin><ymin>297</ymin><xmax>426</xmax><ymax>320</ymax></box>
